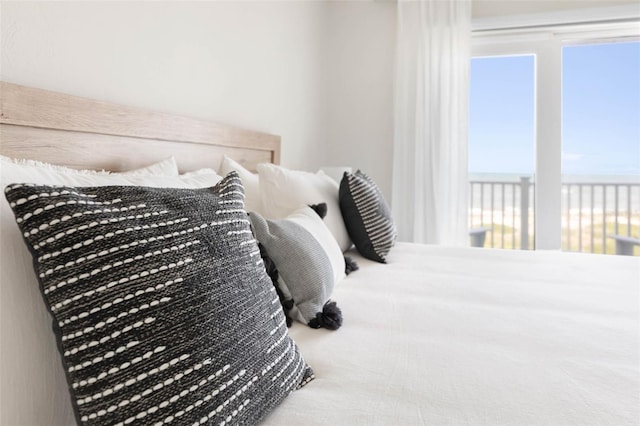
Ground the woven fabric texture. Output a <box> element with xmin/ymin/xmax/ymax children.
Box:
<box><xmin>339</xmin><ymin>170</ymin><xmax>397</xmax><ymax>263</ymax></box>
<box><xmin>4</xmin><ymin>172</ymin><xmax>313</xmax><ymax>426</ymax></box>
<box><xmin>249</xmin><ymin>209</ymin><xmax>338</xmax><ymax>327</ymax></box>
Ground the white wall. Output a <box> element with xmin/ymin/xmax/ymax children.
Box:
<box><xmin>0</xmin><ymin>1</ymin><xmax>398</xmax><ymax>197</ymax></box>
<box><xmin>0</xmin><ymin>1</ymin><xmax>327</xmax><ymax>170</ymax></box>
<box><xmin>323</xmin><ymin>1</ymin><xmax>396</xmax><ymax>199</ymax></box>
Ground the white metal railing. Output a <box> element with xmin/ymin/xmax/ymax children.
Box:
<box><xmin>469</xmin><ymin>177</ymin><xmax>640</xmax><ymax>255</ymax></box>
<box><xmin>562</xmin><ymin>182</ymin><xmax>640</xmax><ymax>254</ymax></box>
<box><xmin>469</xmin><ymin>177</ymin><xmax>535</xmax><ymax>250</ymax></box>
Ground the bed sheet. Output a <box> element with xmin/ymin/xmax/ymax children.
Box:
<box><xmin>264</xmin><ymin>243</ymin><xmax>639</xmax><ymax>425</ymax></box>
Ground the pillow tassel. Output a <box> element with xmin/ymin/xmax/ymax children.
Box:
<box><xmin>258</xmin><ymin>242</ymin><xmax>294</xmax><ymax>327</ymax></box>
<box><xmin>344</xmin><ymin>256</ymin><xmax>359</xmax><ymax>275</ymax></box>
<box><xmin>308</xmin><ymin>300</ymin><xmax>343</xmax><ymax>330</ymax></box>
<box><xmin>308</xmin><ymin>203</ymin><xmax>328</xmax><ymax>219</ymax></box>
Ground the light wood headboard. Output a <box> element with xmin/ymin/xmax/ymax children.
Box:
<box><xmin>0</xmin><ymin>81</ymin><xmax>280</xmax><ymax>172</ymax></box>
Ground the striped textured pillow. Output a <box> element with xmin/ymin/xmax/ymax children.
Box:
<box><xmin>339</xmin><ymin>170</ymin><xmax>397</xmax><ymax>263</ymax></box>
<box><xmin>4</xmin><ymin>172</ymin><xmax>313</xmax><ymax>425</ymax></box>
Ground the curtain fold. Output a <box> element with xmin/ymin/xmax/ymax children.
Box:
<box><xmin>392</xmin><ymin>0</ymin><xmax>471</xmax><ymax>245</ymax></box>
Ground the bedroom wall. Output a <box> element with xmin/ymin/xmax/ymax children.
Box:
<box><xmin>322</xmin><ymin>1</ymin><xmax>396</xmax><ymax>199</ymax></box>
<box><xmin>0</xmin><ymin>1</ymin><xmax>327</xmax><ymax>170</ymax></box>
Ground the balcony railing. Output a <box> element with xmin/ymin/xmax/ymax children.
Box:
<box><xmin>469</xmin><ymin>176</ymin><xmax>640</xmax><ymax>255</ymax></box>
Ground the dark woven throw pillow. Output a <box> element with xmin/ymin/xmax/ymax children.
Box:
<box><xmin>4</xmin><ymin>172</ymin><xmax>313</xmax><ymax>425</ymax></box>
<box><xmin>339</xmin><ymin>170</ymin><xmax>397</xmax><ymax>263</ymax></box>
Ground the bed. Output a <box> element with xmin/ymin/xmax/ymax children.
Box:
<box><xmin>1</xmin><ymin>82</ymin><xmax>638</xmax><ymax>426</ymax></box>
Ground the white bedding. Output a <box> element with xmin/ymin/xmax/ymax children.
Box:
<box><xmin>265</xmin><ymin>243</ymin><xmax>640</xmax><ymax>425</ymax></box>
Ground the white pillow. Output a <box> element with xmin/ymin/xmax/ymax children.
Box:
<box><xmin>0</xmin><ymin>157</ymin><xmax>221</xmax><ymax>426</ymax></box>
<box><xmin>2</xmin><ymin>155</ymin><xmax>180</xmax><ymax>176</ymax></box>
<box><xmin>219</xmin><ymin>156</ymin><xmax>262</xmax><ymax>213</ymax></box>
<box><xmin>258</xmin><ymin>163</ymin><xmax>352</xmax><ymax>252</ymax></box>
<box><xmin>118</xmin><ymin>156</ymin><xmax>179</xmax><ymax>176</ymax></box>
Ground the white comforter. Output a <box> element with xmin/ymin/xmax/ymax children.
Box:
<box><xmin>264</xmin><ymin>243</ymin><xmax>640</xmax><ymax>425</ymax></box>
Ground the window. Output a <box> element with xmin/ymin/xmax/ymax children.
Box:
<box><xmin>562</xmin><ymin>41</ymin><xmax>640</xmax><ymax>254</ymax></box>
<box><xmin>470</xmin><ymin>16</ymin><xmax>640</xmax><ymax>255</ymax></box>
<box><xmin>469</xmin><ymin>55</ymin><xmax>535</xmax><ymax>249</ymax></box>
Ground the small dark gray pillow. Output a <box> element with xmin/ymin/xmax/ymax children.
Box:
<box><xmin>5</xmin><ymin>172</ymin><xmax>313</xmax><ymax>425</ymax></box>
<box><xmin>339</xmin><ymin>170</ymin><xmax>397</xmax><ymax>263</ymax></box>
<box><xmin>249</xmin><ymin>207</ymin><xmax>344</xmax><ymax>330</ymax></box>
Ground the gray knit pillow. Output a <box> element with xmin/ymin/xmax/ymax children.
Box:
<box><xmin>4</xmin><ymin>172</ymin><xmax>313</xmax><ymax>426</ymax></box>
<box><xmin>249</xmin><ymin>207</ymin><xmax>344</xmax><ymax>330</ymax></box>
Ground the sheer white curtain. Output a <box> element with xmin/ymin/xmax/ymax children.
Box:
<box><xmin>392</xmin><ymin>0</ymin><xmax>471</xmax><ymax>245</ymax></box>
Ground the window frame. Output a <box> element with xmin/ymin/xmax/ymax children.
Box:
<box><xmin>471</xmin><ymin>15</ymin><xmax>639</xmax><ymax>250</ymax></box>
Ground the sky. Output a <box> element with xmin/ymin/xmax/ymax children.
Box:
<box><xmin>469</xmin><ymin>41</ymin><xmax>640</xmax><ymax>176</ymax></box>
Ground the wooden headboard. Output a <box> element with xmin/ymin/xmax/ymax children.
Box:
<box><xmin>0</xmin><ymin>81</ymin><xmax>280</xmax><ymax>172</ymax></box>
